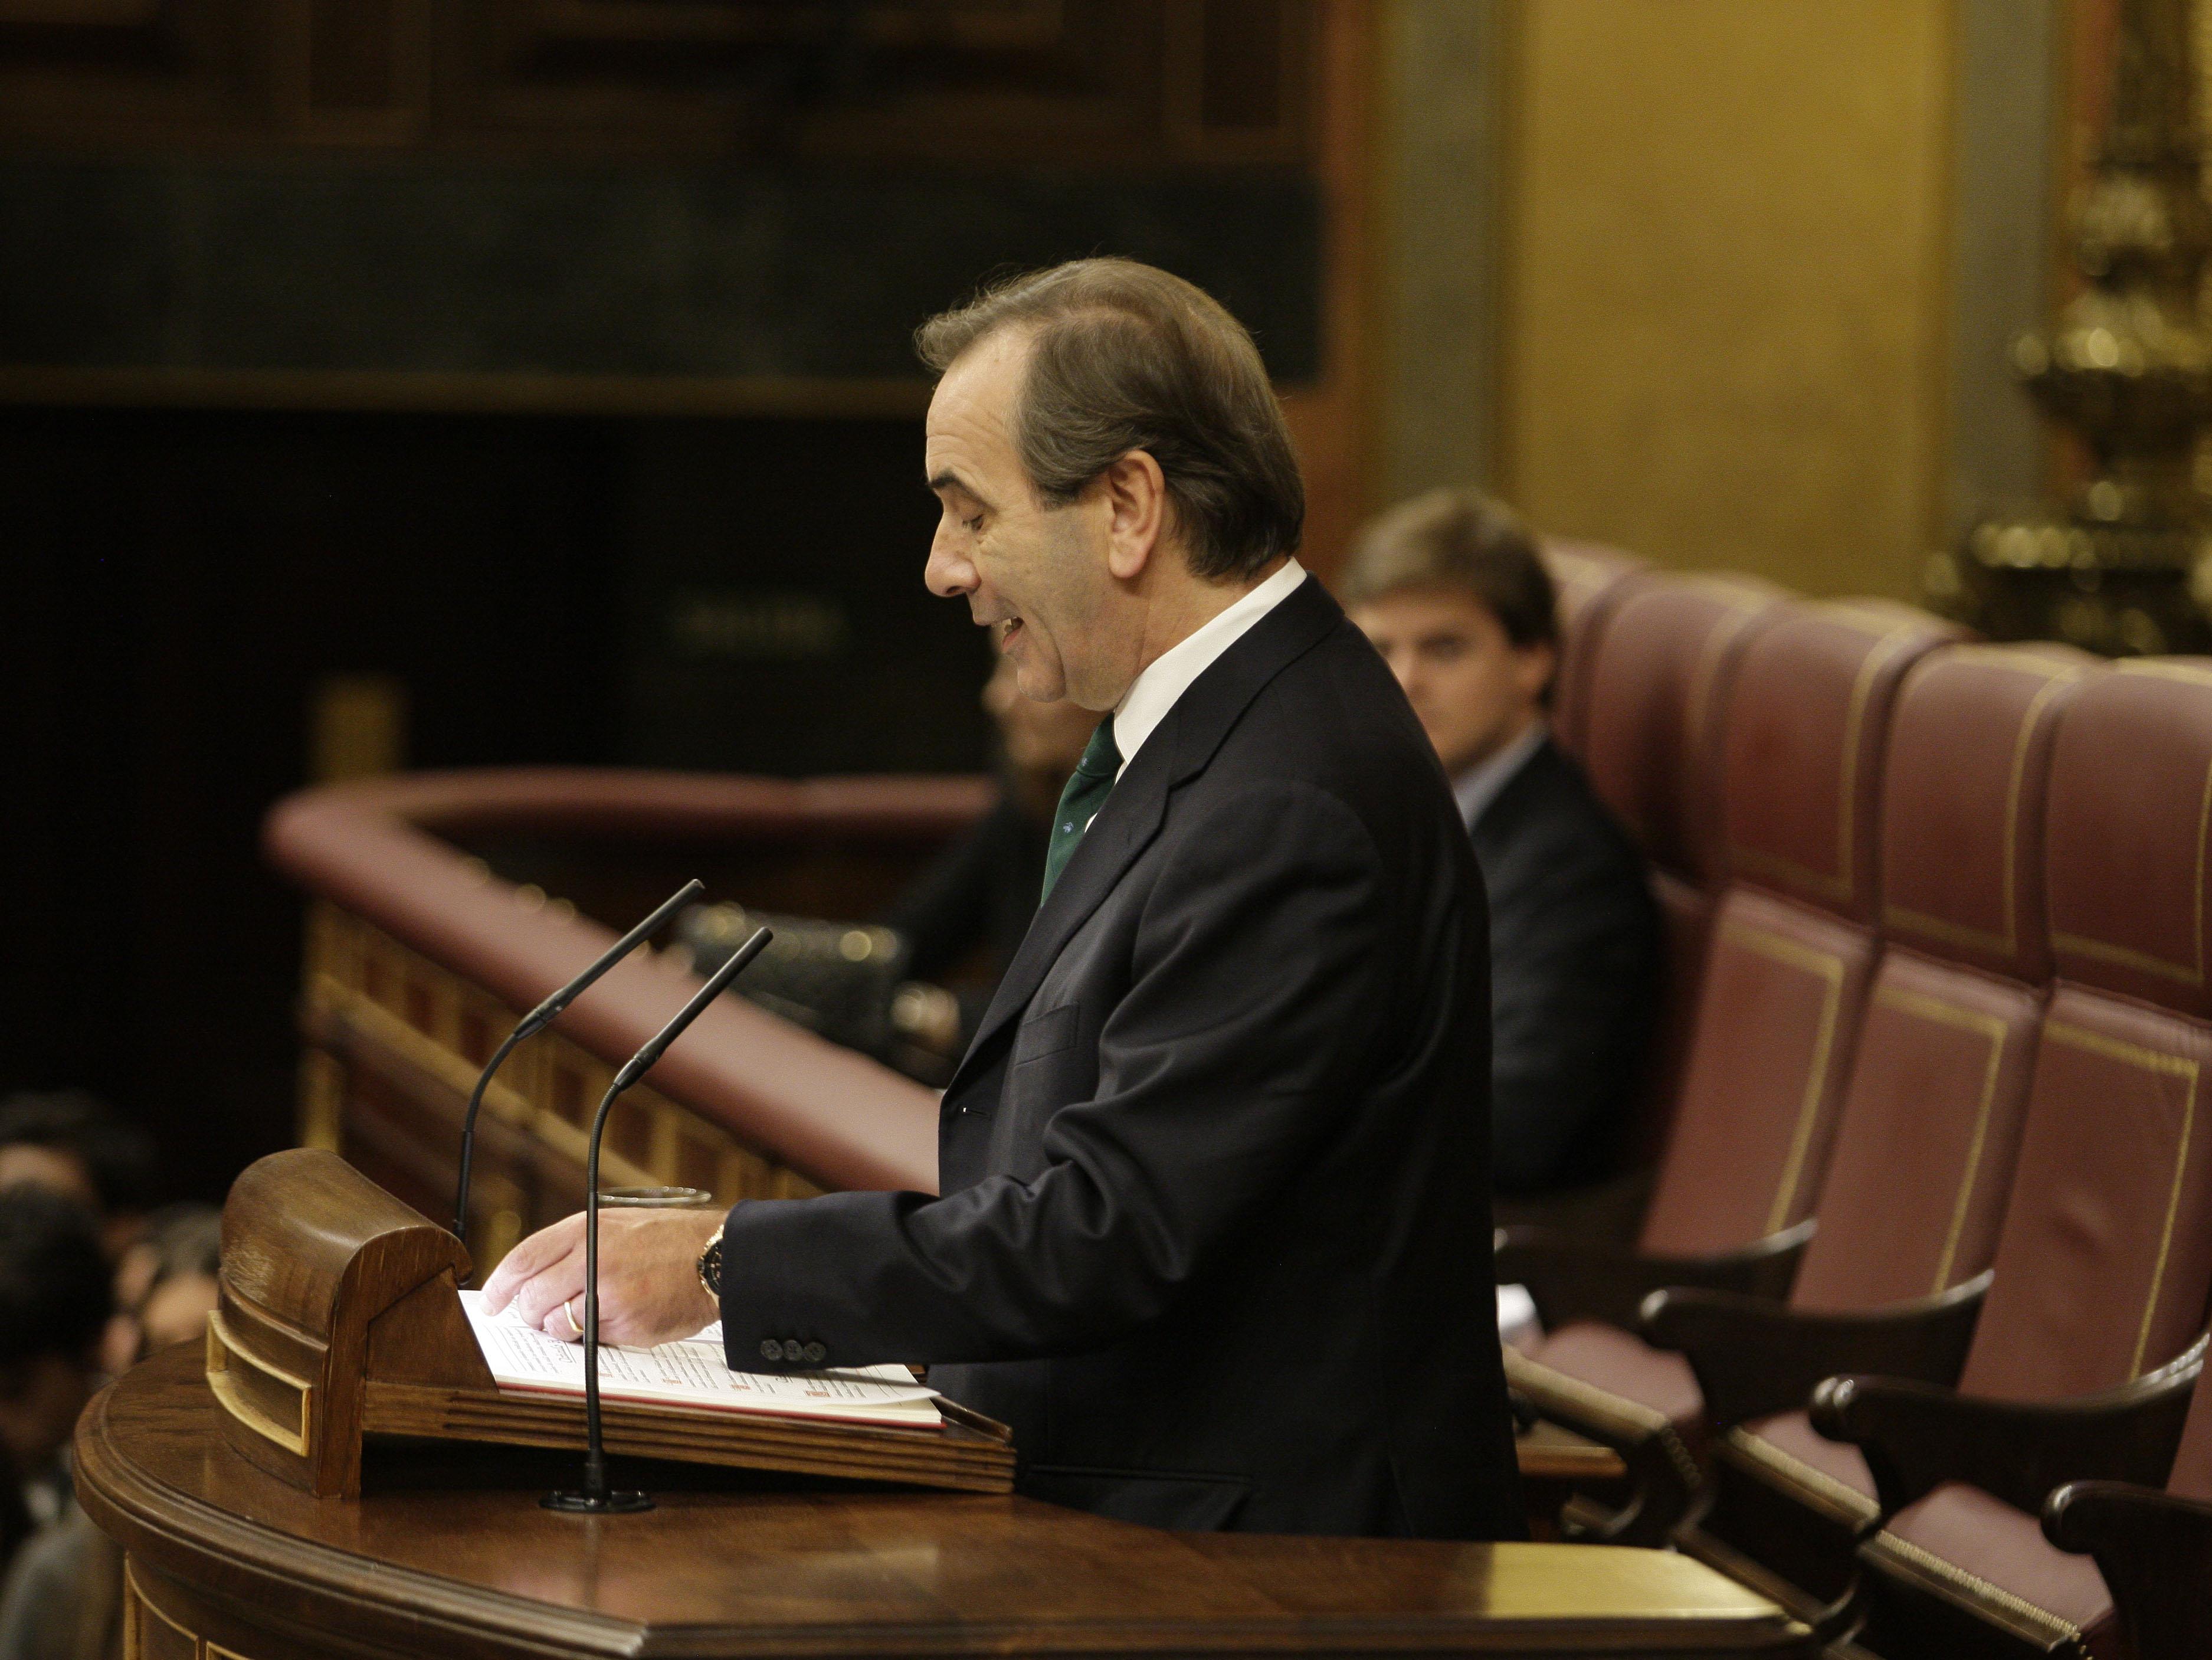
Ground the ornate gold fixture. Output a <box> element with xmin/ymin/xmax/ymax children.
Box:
<box><xmin>1931</xmin><ymin>0</ymin><xmax>2212</xmax><ymax>654</ymax></box>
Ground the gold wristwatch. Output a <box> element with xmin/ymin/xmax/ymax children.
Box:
<box><xmin>696</xmin><ymin>1222</ymin><xmax>725</xmax><ymax>1302</ymax></box>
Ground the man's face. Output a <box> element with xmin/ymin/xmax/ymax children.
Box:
<box><xmin>923</xmin><ymin>330</ymin><xmax>1119</xmax><ymax>709</ymax></box>
<box><xmin>0</xmin><ymin>1145</ymin><xmax>97</xmax><ymax>1214</ymax></box>
<box><xmin>1352</xmin><ymin>585</ymin><xmax>1554</xmax><ymax>777</ymax></box>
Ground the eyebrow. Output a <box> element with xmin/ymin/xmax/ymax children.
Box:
<box><xmin>926</xmin><ymin>469</ymin><xmax>991</xmax><ymax>510</ymax></box>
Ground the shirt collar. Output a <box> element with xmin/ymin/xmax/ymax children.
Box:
<box><xmin>1452</xmin><ymin>720</ymin><xmax>1549</xmax><ymax>829</ymax></box>
<box><xmin>1112</xmin><ymin>559</ymin><xmax>1308</xmax><ymax>780</ymax></box>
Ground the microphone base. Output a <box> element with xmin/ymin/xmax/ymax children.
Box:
<box><xmin>541</xmin><ymin>1488</ymin><xmax>654</xmax><ymax>1514</ymax></box>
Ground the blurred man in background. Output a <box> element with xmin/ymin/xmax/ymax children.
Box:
<box><xmin>0</xmin><ymin>1093</ymin><xmax>158</xmax><ymax>1261</ymax></box>
<box><xmin>0</xmin><ymin>1199</ymin><xmax>216</xmax><ymax>1660</ymax></box>
<box><xmin>0</xmin><ymin>1188</ymin><xmax>110</xmax><ymax>1578</ymax></box>
<box><xmin>880</xmin><ymin>644</ymin><xmax>1100</xmax><ymax>1037</ymax></box>
<box><xmin>1345</xmin><ymin>490</ymin><xmax>1660</xmax><ymax>1208</ymax></box>
<box><xmin>103</xmin><ymin>1204</ymin><xmax>222</xmax><ymax>1375</ymax></box>
<box><xmin>681</xmin><ymin>641</ymin><xmax>1096</xmax><ymax>1075</ymax></box>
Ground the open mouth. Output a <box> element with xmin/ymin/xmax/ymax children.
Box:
<box><xmin>999</xmin><ymin>617</ymin><xmax>1025</xmax><ymax>646</ymax></box>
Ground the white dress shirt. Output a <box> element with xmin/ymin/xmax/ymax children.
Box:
<box><xmin>1112</xmin><ymin>558</ymin><xmax>1309</xmax><ymax>781</ymax></box>
<box><xmin>1451</xmin><ymin>720</ymin><xmax>1548</xmax><ymax>830</ymax></box>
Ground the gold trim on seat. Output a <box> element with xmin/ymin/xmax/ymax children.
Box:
<box><xmin>1882</xmin><ymin>656</ymin><xmax>2084</xmax><ymax>964</ymax></box>
<box><xmin>2050</xmin><ymin>671</ymin><xmax>2212</xmax><ymax>985</ymax></box>
<box><xmin>1863</xmin><ymin>1527</ymin><xmax>2089</xmax><ymax>1656</ymax></box>
<box><xmin>1729</xmin><ymin>617</ymin><xmax>1929</xmax><ymax>908</ymax></box>
<box><xmin>1866</xmin><ymin>984</ymin><xmax>2010</xmax><ymax>1290</ymax></box>
<box><xmin>1715</xmin><ymin>921</ymin><xmax>1847</xmax><ymax>1234</ymax></box>
<box><xmin>1719</xmin><ymin>1425</ymin><xmax>1878</xmax><ymax>1528</ymax></box>
<box><xmin>2043</xmin><ymin>1021</ymin><xmax>2201</xmax><ymax>1374</ymax></box>
<box><xmin>1504</xmin><ymin>1346</ymin><xmax>1704</xmax><ymax>1496</ymax></box>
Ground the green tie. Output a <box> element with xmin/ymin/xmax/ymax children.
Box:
<box><xmin>1041</xmin><ymin>716</ymin><xmax>1122</xmax><ymax>902</ymax></box>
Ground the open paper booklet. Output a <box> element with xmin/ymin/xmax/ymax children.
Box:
<box><xmin>458</xmin><ymin>1290</ymin><xmax>942</xmax><ymax>1430</ymax></box>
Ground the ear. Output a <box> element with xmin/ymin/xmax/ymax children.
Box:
<box><xmin>1514</xmin><ymin>640</ymin><xmax>1558</xmax><ymax>706</ymax></box>
<box><xmin>1096</xmin><ymin>450</ymin><xmax>1168</xmax><ymax>582</ymax></box>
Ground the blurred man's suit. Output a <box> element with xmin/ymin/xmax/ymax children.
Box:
<box><xmin>1465</xmin><ymin>734</ymin><xmax>1661</xmax><ymax>1195</ymax></box>
<box><xmin>719</xmin><ymin>572</ymin><xmax>1526</xmax><ymax>1540</ymax></box>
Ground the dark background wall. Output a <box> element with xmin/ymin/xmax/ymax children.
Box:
<box><xmin>0</xmin><ymin>0</ymin><xmax>1346</xmax><ymax>1203</ymax></box>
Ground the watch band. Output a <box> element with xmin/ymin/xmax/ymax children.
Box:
<box><xmin>696</xmin><ymin>1222</ymin><xmax>725</xmax><ymax>1302</ymax></box>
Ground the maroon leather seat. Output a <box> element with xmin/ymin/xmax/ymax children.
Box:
<box><xmin>1818</xmin><ymin>661</ymin><xmax>2212</xmax><ymax>1660</ymax></box>
<box><xmin>2045</xmin><ymin>1341</ymin><xmax>2212</xmax><ymax>1660</ymax></box>
<box><xmin>1662</xmin><ymin>645</ymin><xmax>2091</xmax><ymax>1612</ymax></box>
<box><xmin>1643</xmin><ymin>601</ymin><xmax>1960</xmax><ymax>1253</ymax></box>
<box><xmin>1574</xmin><ymin>574</ymin><xmax>1791</xmax><ymax>1160</ymax></box>
<box><xmin>1541</xmin><ymin>538</ymin><xmax>1649</xmax><ymax>757</ymax></box>
<box><xmin>1503</xmin><ymin>600</ymin><xmax>1960</xmax><ymax>1540</ymax></box>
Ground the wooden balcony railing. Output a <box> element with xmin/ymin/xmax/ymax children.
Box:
<box><xmin>264</xmin><ymin>768</ymin><xmax>992</xmax><ymax>1273</ymax></box>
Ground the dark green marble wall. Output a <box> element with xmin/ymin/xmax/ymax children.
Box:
<box><xmin>0</xmin><ymin>156</ymin><xmax>1322</xmax><ymax>382</ymax></box>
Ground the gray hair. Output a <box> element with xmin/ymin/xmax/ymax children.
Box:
<box><xmin>915</xmin><ymin>258</ymin><xmax>1305</xmax><ymax>582</ymax></box>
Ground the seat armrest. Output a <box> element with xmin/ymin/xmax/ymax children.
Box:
<box><xmin>1495</xmin><ymin>1219</ymin><xmax>1813</xmax><ymax>1332</ymax></box>
<box><xmin>2044</xmin><ymin>1479</ymin><xmax>2212</xmax><ymax>1660</ymax></box>
<box><xmin>1638</xmin><ymin>1271</ymin><xmax>1988</xmax><ymax>1431</ymax></box>
<box><xmin>1808</xmin><ymin>1334</ymin><xmax>2207</xmax><ymax>1518</ymax></box>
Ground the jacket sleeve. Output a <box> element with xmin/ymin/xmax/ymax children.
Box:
<box><xmin>719</xmin><ymin>779</ymin><xmax>1396</xmax><ymax>1371</ymax></box>
<box><xmin>1486</xmin><ymin>839</ymin><xmax>1661</xmax><ymax>1193</ymax></box>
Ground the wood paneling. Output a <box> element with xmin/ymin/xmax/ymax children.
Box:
<box><xmin>302</xmin><ymin>906</ymin><xmax>822</xmax><ymax>1276</ymax></box>
<box><xmin>0</xmin><ymin>0</ymin><xmax>1312</xmax><ymax>163</ymax></box>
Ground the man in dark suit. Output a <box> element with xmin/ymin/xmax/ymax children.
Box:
<box><xmin>485</xmin><ymin>260</ymin><xmax>1525</xmax><ymax>1539</ymax></box>
<box><xmin>1345</xmin><ymin>491</ymin><xmax>1662</xmax><ymax>1200</ymax></box>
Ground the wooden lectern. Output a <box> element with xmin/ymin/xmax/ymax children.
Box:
<box><xmin>67</xmin><ymin>1147</ymin><xmax>1814</xmax><ymax>1659</ymax></box>
<box><xmin>83</xmin><ymin>1344</ymin><xmax>1812</xmax><ymax>1660</ymax></box>
<box><xmin>207</xmin><ymin>1147</ymin><xmax>1012</xmax><ymax>1499</ymax></box>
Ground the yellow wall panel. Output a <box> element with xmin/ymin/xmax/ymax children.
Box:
<box><xmin>1500</xmin><ymin>0</ymin><xmax>1954</xmax><ymax>597</ymax></box>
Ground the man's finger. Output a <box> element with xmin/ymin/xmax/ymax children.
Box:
<box><xmin>481</xmin><ymin>1213</ymin><xmax>582</xmax><ymax>1309</ymax></box>
<box><xmin>509</xmin><ymin>1258</ymin><xmax>585</xmax><ymax>1331</ymax></box>
<box><xmin>540</xmin><ymin>1292</ymin><xmax>587</xmax><ymax>1343</ymax></box>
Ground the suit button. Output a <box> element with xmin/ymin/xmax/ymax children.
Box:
<box><xmin>802</xmin><ymin>1342</ymin><xmax>826</xmax><ymax>1364</ymax></box>
<box><xmin>759</xmin><ymin>1338</ymin><xmax>783</xmax><ymax>1362</ymax></box>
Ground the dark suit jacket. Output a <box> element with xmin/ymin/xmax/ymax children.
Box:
<box><xmin>719</xmin><ymin>577</ymin><xmax>1525</xmax><ymax>1540</ymax></box>
<box><xmin>1468</xmin><ymin>738</ymin><xmax>1662</xmax><ymax>1194</ymax></box>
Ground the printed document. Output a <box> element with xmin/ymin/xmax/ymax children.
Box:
<box><xmin>460</xmin><ymin>1290</ymin><xmax>940</xmax><ymax>1430</ymax></box>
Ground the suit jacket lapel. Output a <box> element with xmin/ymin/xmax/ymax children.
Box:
<box><xmin>946</xmin><ymin>576</ymin><xmax>1346</xmax><ymax>1093</ymax></box>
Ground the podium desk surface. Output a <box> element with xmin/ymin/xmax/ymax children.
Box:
<box><xmin>79</xmin><ymin>1345</ymin><xmax>1805</xmax><ymax>1660</ymax></box>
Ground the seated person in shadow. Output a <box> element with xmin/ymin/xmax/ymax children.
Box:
<box><xmin>0</xmin><ymin>1188</ymin><xmax>111</xmax><ymax>1592</ymax></box>
<box><xmin>683</xmin><ymin>643</ymin><xmax>1096</xmax><ymax>1077</ymax></box>
<box><xmin>0</xmin><ymin>1202</ymin><xmax>215</xmax><ymax>1660</ymax></box>
<box><xmin>0</xmin><ymin>1092</ymin><xmax>158</xmax><ymax>1263</ymax></box>
<box><xmin>102</xmin><ymin>1203</ymin><xmax>222</xmax><ymax>1379</ymax></box>
<box><xmin>1343</xmin><ymin>490</ymin><xmax>1661</xmax><ymax>1217</ymax></box>
<box><xmin>879</xmin><ymin>643</ymin><xmax>1100</xmax><ymax>1043</ymax></box>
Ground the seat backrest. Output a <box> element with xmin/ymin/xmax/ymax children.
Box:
<box><xmin>2169</xmin><ymin>1364</ymin><xmax>2212</xmax><ymax>1501</ymax></box>
<box><xmin>1578</xmin><ymin>574</ymin><xmax>1788</xmax><ymax>889</ymax></box>
<box><xmin>1541</xmin><ymin>538</ymin><xmax>1648</xmax><ymax>757</ymax></box>
<box><xmin>1575</xmin><ymin>574</ymin><xmax>1791</xmax><ymax>1158</ymax></box>
<box><xmin>1961</xmin><ymin>661</ymin><xmax>2212</xmax><ymax>1401</ymax></box>
<box><xmin>1638</xmin><ymin>601</ymin><xmax>1962</xmax><ymax>1256</ymax></box>
<box><xmin>1788</xmin><ymin>646</ymin><xmax>2092</xmax><ymax>1312</ymax></box>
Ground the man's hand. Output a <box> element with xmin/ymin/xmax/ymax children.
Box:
<box><xmin>479</xmin><ymin>1207</ymin><xmax>724</xmax><ymax>1348</ymax></box>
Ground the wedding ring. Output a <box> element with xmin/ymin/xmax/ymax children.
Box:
<box><xmin>561</xmin><ymin>1296</ymin><xmax>583</xmax><ymax>1339</ymax></box>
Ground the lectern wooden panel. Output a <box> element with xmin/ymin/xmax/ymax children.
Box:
<box><xmin>211</xmin><ymin>1147</ymin><xmax>1014</xmax><ymax>1499</ymax></box>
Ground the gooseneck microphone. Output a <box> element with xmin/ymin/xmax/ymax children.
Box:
<box><xmin>452</xmin><ymin>879</ymin><xmax>705</xmax><ymax>1246</ymax></box>
<box><xmin>544</xmin><ymin>922</ymin><xmax>773</xmax><ymax>1516</ymax></box>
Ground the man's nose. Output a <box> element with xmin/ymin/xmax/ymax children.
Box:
<box><xmin>925</xmin><ymin>528</ymin><xmax>976</xmax><ymax>598</ymax></box>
